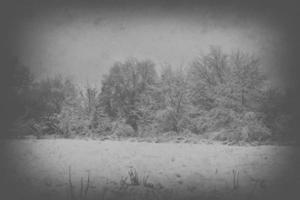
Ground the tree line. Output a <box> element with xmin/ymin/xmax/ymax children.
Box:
<box><xmin>8</xmin><ymin>46</ymin><xmax>291</xmax><ymax>142</ymax></box>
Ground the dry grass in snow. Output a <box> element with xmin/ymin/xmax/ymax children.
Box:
<box><xmin>1</xmin><ymin>139</ymin><xmax>299</xmax><ymax>200</ymax></box>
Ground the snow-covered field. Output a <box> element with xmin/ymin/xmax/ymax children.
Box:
<box><xmin>1</xmin><ymin>139</ymin><xmax>299</xmax><ymax>200</ymax></box>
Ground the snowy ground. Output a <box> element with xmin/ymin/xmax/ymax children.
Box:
<box><xmin>0</xmin><ymin>139</ymin><xmax>299</xmax><ymax>200</ymax></box>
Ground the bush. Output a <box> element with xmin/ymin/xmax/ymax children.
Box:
<box><xmin>137</xmin><ymin>123</ymin><xmax>159</xmax><ymax>137</ymax></box>
<box><xmin>226</xmin><ymin>112</ymin><xmax>271</xmax><ymax>142</ymax></box>
<box><xmin>93</xmin><ymin>117</ymin><xmax>113</xmax><ymax>135</ymax></box>
<box><xmin>208</xmin><ymin>129</ymin><xmax>241</xmax><ymax>141</ymax></box>
<box><xmin>189</xmin><ymin>108</ymin><xmax>243</xmax><ymax>134</ymax></box>
<box><xmin>240</xmin><ymin>125</ymin><xmax>270</xmax><ymax>142</ymax></box>
<box><xmin>112</xmin><ymin>121</ymin><xmax>137</xmax><ymax>137</ymax></box>
<box><xmin>47</xmin><ymin>100</ymin><xmax>93</xmax><ymax>137</ymax></box>
<box><xmin>155</xmin><ymin>107</ymin><xmax>177</xmax><ymax>132</ymax></box>
<box><xmin>9</xmin><ymin>118</ymin><xmax>41</xmax><ymax>137</ymax></box>
<box><xmin>268</xmin><ymin>114</ymin><xmax>292</xmax><ymax>137</ymax></box>
<box><xmin>188</xmin><ymin>108</ymin><xmax>272</xmax><ymax>142</ymax></box>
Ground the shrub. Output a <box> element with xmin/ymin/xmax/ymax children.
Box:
<box><xmin>9</xmin><ymin>118</ymin><xmax>41</xmax><ymax>137</ymax></box>
<box><xmin>269</xmin><ymin>114</ymin><xmax>292</xmax><ymax>137</ymax></box>
<box><xmin>48</xmin><ymin>99</ymin><xmax>93</xmax><ymax>137</ymax></box>
<box><xmin>155</xmin><ymin>107</ymin><xmax>177</xmax><ymax>132</ymax></box>
<box><xmin>177</xmin><ymin>115</ymin><xmax>194</xmax><ymax>132</ymax></box>
<box><xmin>239</xmin><ymin>123</ymin><xmax>271</xmax><ymax>142</ymax></box>
<box><xmin>189</xmin><ymin>108</ymin><xmax>243</xmax><ymax>134</ymax></box>
<box><xmin>137</xmin><ymin>123</ymin><xmax>159</xmax><ymax>137</ymax></box>
<box><xmin>112</xmin><ymin>121</ymin><xmax>137</xmax><ymax>137</ymax></box>
<box><xmin>209</xmin><ymin>129</ymin><xmax>241</xmax><ymax>141</ymax></box>
<box><xmin>93</xmin><ymin>117</ymin><xmax>113</xmax><ymax>135</ymax></box>
<box><xmin>237</xmin><ymin>112</ymin><xmax>271</xmax><ymax>142</ymax></box>
<box><xmin>189</xmin><ymin>108</ymin><xmax>272</xmax><ymax>142</ymax></box>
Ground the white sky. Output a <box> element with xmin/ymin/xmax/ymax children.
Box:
<box><xmin>15</xmin><ymin>4</ymin><xmax>285</xmax><ymax>87</ymax></box>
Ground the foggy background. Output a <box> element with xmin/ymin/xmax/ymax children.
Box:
<box><xmin>12</xmin><ymin>1</ymin><xmax>288</xmax><ymax>87</ymax></box>
<box><xmin>0</xmin><ymin>2</ymin><xmax>299</xmax><ymax>142</ymax></box>
<box><xmin>0</xmin><ymin>1</ymin><xmax>300</xmax><ymax>200</ymax></box>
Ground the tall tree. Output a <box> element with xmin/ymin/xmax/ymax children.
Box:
<box><xmin>189</xmin><ymin>46</ymin><xmax>229</xmax><ymax>110</ymax></box>
<box><xmin>98</xmin><ymin>58</ymin><xmax>158</xmax><ymax>131</ymax></box>
<box><xmin>189</xmin><ymin>46</ymin><xmax>266</xmax><ymax>112</ymax></box>
<box><xmin>229</xmin><ymin>50</ymin><xmax>266</xmax><ymax>110</ymax></box>
<box><xmin>157</xmin><ymin>65</ymin><xmax>191</xmax><ymax>132</ymax></box>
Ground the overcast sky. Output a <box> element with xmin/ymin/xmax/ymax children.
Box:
<box><xmin>15</xmin><ymin>3</ymin><xmax>286</xmax><ymax>86</ymax></box>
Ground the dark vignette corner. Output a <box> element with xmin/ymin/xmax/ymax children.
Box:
<box><xmin>0</xmin><ymin>1</ymin><xmax>299</xmax><ymax>200</ymax></box>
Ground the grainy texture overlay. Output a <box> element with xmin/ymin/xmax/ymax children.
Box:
<box><xmin>0</xmin><ymin>1</ymin><xmax>299</xmax><ymax>200</ymax></box>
